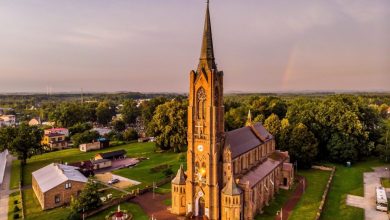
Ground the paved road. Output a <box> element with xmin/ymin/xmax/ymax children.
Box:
<box><xmin>0</xmin><ymin>154</ymin><xmax>15</xmax><ymax>220</ymax></box>
<box><xmin>346</xmin><ymin>166</ymin><xmax>389</xmax><ymax>220</ymax></box>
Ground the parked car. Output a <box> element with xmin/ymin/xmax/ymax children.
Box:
<box><xmin>108</xmin><ymin>178</ymin><xmax>120</xmax><ymax>185</ymax></box>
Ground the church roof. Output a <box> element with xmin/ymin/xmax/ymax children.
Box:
<box><xmin>239</xmin><ymin>157</ymin><xmax>283</xmax><ymax>188</ymax></box>
<box><xmin>225</xmin><ymin>123</ymin><xmax>273</xmax><ymax>159</ymax></box>
<box><xmin>172</xmin><ymin>164</ymin><xmax>186</xmax><ymax>185</ymax></box>
<box><xmin>222</xmin><ymin>177</ymin><xmax>242</xmax><ymax>196</ymax></box>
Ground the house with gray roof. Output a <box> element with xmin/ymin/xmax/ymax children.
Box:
<box><xmin>32</xmin><ymin>163</ymin><xmax>88</xmax><ymax>210</ymax></box>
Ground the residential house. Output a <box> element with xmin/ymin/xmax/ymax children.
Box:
<box><xmin>32</xmin><ymin>163</ymin><xmax>87</xmax><ymax>210</ymax></box>
<box><xmin>0</xmin><ymin>115</ymin><xmax>16</xmax><ymax>127</ymax></box>
<box><xmin>44</xmin><ymin>128</ymin><xmax>69</xmax><ymax>137</ymax></box>
<box><xmin>28</xmin><ymin>117</ymin><xmax>41</xmax><ymax>126</ymax></box>
<box><xmin>42</xmin><ymin>132</ymin><xmax>68</xmax><ymax>150</ymax></box>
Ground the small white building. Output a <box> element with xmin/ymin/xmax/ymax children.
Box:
<box><xmin>80</xmin><ymin>142</ymin><xmax>101</xmax><ymax>152</ymax></box>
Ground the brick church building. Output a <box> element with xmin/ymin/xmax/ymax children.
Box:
<box><xmin>171</xmin><ymin>2</ymin><xmax>294</xmax><ymax>220</ymax></box>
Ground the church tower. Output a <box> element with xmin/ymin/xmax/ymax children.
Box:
<box><xmin>185</xmin><ymin>1</ymin><xmax>224</xmax><ymax>219</ymax></box>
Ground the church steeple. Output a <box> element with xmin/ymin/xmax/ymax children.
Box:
<box><xmin>199</xmin><ymin>1</ymin><xmax>216</xmax><ymax>70</ymax></box>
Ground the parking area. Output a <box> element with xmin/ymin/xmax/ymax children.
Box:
<box><xmin>95</xmin><ymin>172</ymin><xmax>140</xmax><ymax>189</ymax></box>
<box><xmin>346</xmin><ymin>167</ymin><xmax>389</xmax><ymax>220</ymax></box>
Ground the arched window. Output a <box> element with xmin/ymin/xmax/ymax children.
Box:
<box><xmin>197</xmin><ymin>87</ymin><xmax>206</xmax><ymax>119</ymax></box>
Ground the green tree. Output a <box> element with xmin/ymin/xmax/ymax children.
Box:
<box><xmin>123</xmin><ymin>128</ymin><xmax>138</xmax><ymax>141</ymax></box>
<box><xmin>69</xmin><ymin>122</ymin><xmax>93</xmax><ymax>136</ymax></box>
<box><xmin>0</xmin><ymin>124</ymin><xmax>43</xmax><ymax>165</ymax></box>
<box><xmin>96</xmin><ymin>101</ymin><xmax>112</xmax><ymax>125</ymax></box>
<box><xmin>263</xmin><ymin>114</ymin><xmax>281</xmax><ymax>136</ymax></box>
<box><xmin>112</xmin><ymin>120</ymin><xmax>126</xmax><ymax>132</ymax></box>
<box><xmin>288</xmin><ymin>123</ymin><xmax>318</xmax><ymax>168</ymax></box>
<box><xmin>148</xmin><ymin>100</ymin><xmax>187</xmax><ymax>152</ymax></box>
<box><xmin>121</xmin><ymin>99</ymin><xmax>139</xmax><ymax>125</ymax></box>
<box><xmin>68</xmin><ymin>177</ymin><xmax>102</xmax><ymax>220</ymax></box>
<box><xmin>71</xmin><ymin>130</ymin><xmax>100</xmax><ymax>147</ymax></box>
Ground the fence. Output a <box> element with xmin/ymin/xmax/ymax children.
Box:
<box><xmin>314</xmin><ymin>166</ymin><xmax>336</xmax><ymax>220</ymax></box>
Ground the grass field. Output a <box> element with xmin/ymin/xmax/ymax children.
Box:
<box><xmin>20</xmin><ymin>142</ymin><xmax>184</xmax><ymax>220</ymax></box>
<box><xmin>289</xmin><ymin>169</ymin><xmax>331</xmax><ymax>220</ymax></box>
<box><xmin>9</xmin><ymin>160</ymin><xmax>21</xmax><ymax>190</ymax></box>
<box><xmin>86</xmin><ymin>202</ymin><xmax>148</xmax><ymax>220</ymax></box>
<box><xmin>255</xmin><ymin>185</ymin><xmax>296</xmax><ymax>220</ymax></box>
<box><xmin>321</xmin><ymin>159</ymin><xmax>386</xmax><ymax>220</ymax></box>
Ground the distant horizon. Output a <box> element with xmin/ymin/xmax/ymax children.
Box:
<box><xmin>1</xmin><ymin>89</ymin><xmax>390</xmax><ymax>96</ymax></box>
<box><xmin>0</xmin><ymin>0</ymin><xmax>389</xmax><ymax>93</ymax></box>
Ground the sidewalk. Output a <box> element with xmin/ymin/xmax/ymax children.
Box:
<box><xmin>276</xmin><ymin>176</ymin><xmax>306</xmax><ymax>220</ymax></box>
<box><xmin>0</xmin><ymin>154</ymin><xmax>15</xmax><ymax>220</ymax></box>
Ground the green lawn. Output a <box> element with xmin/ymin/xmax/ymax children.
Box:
<box><xmin>23</xmin><ymin>188</ymin><xmax>70</xmax><ymax>220</ymax></box>
<box><xmin>255</xmin><ymin>186</ymin><xmax>296</xmax><ymax>220</ymax></box>
<box><xmin>381</xmin><ymin>178</ymin><xmax>390</xmax><ymax>188</ymax></box>
<box><xmin>113</xmin><ymin>144</ymin><xmax>185</xmax><ymax>190</ymax></box>
<box><xmin>8</xmin><ymin>191</ymin><xmax>22</xmax><ymax>220</ymax></box>
<box><xmin>21</xmin><ymin>142</ymin><xmax>184</xmax><ymax>220</ymax></box>
<box><xmin>289</xmin><ymin>169</ymin><xmax>331</xmax><ymax>220</ymax></box>
<box><xmin>155</xmin><ymin>182</ymin><xmax>171</xmax><ymax>194</ymax></box>
<box><xmin>321</xmin><ymin>159</ymin><xmax>386</xmax><ymax>220</ymax></box>
<box><xmin>87</xmin><ymin>202</ymin><xmax>148</xmax><ymax>220</ymax></box>
<box><xmin>9</xmin><ymin>160</ymin><xmax>21</xmax><ymax>190</ymax></box>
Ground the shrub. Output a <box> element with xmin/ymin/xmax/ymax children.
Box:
<box><xmin>163</xmin><ymin>168</ymin><xmax>174</xmax><ymax>177</ymax></box>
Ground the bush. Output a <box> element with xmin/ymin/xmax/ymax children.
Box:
<box><xmin>13</xmin><ymin>200</ymin><xmax>18</xmax><ymax>205</ymax></box>
<box><xmin>150</xmin><ymin>164</ymin><xmax>169</xmax><ymax>173</ymax></box>
<box><xmin>13</xmin><ymin>205</ymin><xmax>20</xmax><ymax>212</ymax></box>
<box><xmin>13</xmin><ymin>213</ymin><xmax>19</xmax><ymax>219</ymax></box>
<box><xmin>163</xmin><ymin>168</ymin><xmax>174</xmax><ymax>177</ymax></box>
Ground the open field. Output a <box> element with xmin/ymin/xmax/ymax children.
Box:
<box><xmin>321</xmin><ymin>159</ymin><xmax>386</xmax><ymax>220</ymax></box>
<box><xmin>289</xmin><ymin>169</ymin><xmax>331</xmax><ymax>220</ymax></box>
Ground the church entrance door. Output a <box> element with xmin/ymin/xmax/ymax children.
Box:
<box><xmin>198</xmin><ymin>197</ymin><xmax>205</xmax><ymax>216</ymax></box>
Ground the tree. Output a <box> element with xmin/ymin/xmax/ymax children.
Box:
<box><xmin>123</xmin><ymin>128</ymin><xmax>138</xmax><ymax>141</ymax></box>
<box><xmin>68</xmin><ymin>177</ymin><xmax>102</xmax><ymax>220</ymax></box>
<box><xmin>69</xmin><ymin>122</ymin><xmax>93</xmax><ymax>136</ymax></box>
<box><xmin>71</xmin><ymin>130</ymin><xmax>100</xmax><ymax>147</ymax></box>
<box><xmin>0</xmin><ymin>124</ymin><xmax>43</xmax><ymax>165</ymax></box>
<box><xmin>148</xmin><ymin>100</ymin><xmax>187</xmax><ymax>152</ymax></box>
<box><xmin>288</xmin><ymin>123</ymin><xmax>318</xmax><ymax>168</ymax></box>
<box><xmin>96</xmin><ymin>101</ymin><xmax>112</xmax><ymax>125</ymax></box>
<box><xmin>263</xmin><ymin>114</ymin><xmax>281</xmax><ymax>137</ymax></box>
<box><xmin>121</xmin><ymin>99</ymin><xmax>139</xmax><ymax>125</ymax></box>
<box><xmin>224</xmin><ymin>107</ymin><xmax>246</xmax><ymax>131</ymax></box>
<box><xmin>112</xmin><ymin>120</ymin><xmax>126</xmax><ymax>132</ymax></box>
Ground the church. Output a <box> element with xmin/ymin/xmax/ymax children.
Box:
<box><xmin>171</xmin><ymin>2</ymin><xmax>294</xmax><ymax>220</ymax></box>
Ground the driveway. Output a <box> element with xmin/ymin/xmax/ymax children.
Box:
<box><xmin>0</xmin><ymin>153</ymin><xmax>15</xmax><ymax>220</ymax></box>
<box><xmin>346</xmin><ymin>167</ymin><xmax>389</xmax><ymax>220</ymax></box>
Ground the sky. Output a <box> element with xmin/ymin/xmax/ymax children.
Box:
<box><xmin>0</xmin><ymin>0</ymin><xmax>389</xmax><ymax>93</ymax></box>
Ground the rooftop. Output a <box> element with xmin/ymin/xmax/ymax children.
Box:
<box><xmin>32</xmin><ymin>163</ymin><xmax>87</xmax><ymax>192</ymax></box>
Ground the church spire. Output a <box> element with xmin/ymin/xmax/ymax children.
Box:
<box><xmin>246</xmin><ymin>110</ymin><xmax>253</xmax><ymax>126</ymax></box>
<box><xmin>199</xmin><ymin>0</ymin><xmax>216</xmax><ymax>69</ymax></box>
